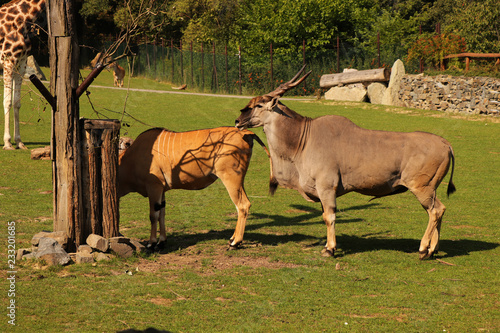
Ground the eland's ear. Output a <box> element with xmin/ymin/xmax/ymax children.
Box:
<box><xmin>264</xmin><ymin>96</ymin><xmax>280</xmax><ymax>111</ymax></box>
<box><xmin>266</xmin><ymin>96</ymin><xmax>291</xmax><ymax>118</ymax></box>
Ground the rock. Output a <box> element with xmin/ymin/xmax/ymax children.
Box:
<box><xmin>119</xmin><ymin>137</ymin><xmax>134</xmax><ymax>152</ymax></box>
<box><xmin>382</xmin><ymin>59</ymin><xmax>405</xmax><ymax>106</ymax></box>
<box><xmin>129</xmin><ymin>239</ymin><xmax>147</xmax><ymax>254</ymax></box>
<box><xmin>76</xmin><ymin>251</ymin><xmax>94</xmax><ymax>264</ymax></box>
<box><xmin>324</xmin><ymin>84</ymin><xmax>367</xmax><ymax>102</ymax></box>
<box><xmin>32</xmin><ymin>231</ymin><xmax>69</xmax><ymax>250</ymax></box>
<box><xmin>30</xmin><ymin>146</ymin><xmax>51</xmax><ymax>160</ymax></box>
<box><xmin>35</xmin><ymin>238</ymin><xmax>71</xmax><ymax>266</ymax></box>
<box><xmin>78</xmin><ymin>245</ymin><xmax>93</xmax><ymax>254</ymax></box>
<box><xmin>109</xmin><ymin>236</ymin><xmax>130</xmax><ymax>244</ymax></box>
<box><xmin>367</xmin><ymin>82</ymin><xmax>387</xmax><ymax>104</ymax></box>
<box><xmin>109</xmin><ymin>242</ymin><xmax>134</xmax><ymax>258</ymax></box>
<box><xmin>16</xmin><ymin>248</ymin><xmax>30</xmax><ymax>261</ymax></box>
<box><xmin>398</xmin><ymin>73</ymin><xmax>500</xmax><ymax>115</ymax></box>
<box><xmin>95</xmin><ymin>252</ymin><xmax>113</xmax><ymax>262</ymax></box>
<box><xmin>86</xmin><ymin>234</ymin><xmax>109</xmax><ymax>252</ymax></box>
<box><xmin>24</xmin><ymin>55</ymin><xmax>47</xmax><ymax>81</ymax></box>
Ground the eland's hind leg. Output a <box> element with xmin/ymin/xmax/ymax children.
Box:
<box><xmin>414</xmin><ymin>189</ymin><xmax>446</xmax><ymax>259</ymax></box>
<box><xmin>218</xmin><ymin>171</ymin><xmax>251</xmax><ymax>248</ymax></box>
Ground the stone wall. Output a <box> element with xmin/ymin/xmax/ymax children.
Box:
<box><xmin>399</xmin><ymin>74</ymin><xmax>500</xmax><ymax>115</ymax></box>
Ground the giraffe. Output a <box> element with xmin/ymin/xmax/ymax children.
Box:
<box><xmin>0</xmin><ymin>0</ymin><xmax>45</xmax><ymax>150</ymax></box>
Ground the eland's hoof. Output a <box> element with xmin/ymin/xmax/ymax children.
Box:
<box><xmin>321</xmin><ymin>248</ymin><xmax>335</xmax><ymax>257</ymax></box>
<box><xmin>3</xmin><ymin>144</ymin><xmax>14</xmax><ymax>150</ymax></box>
<box><xmin>154</xmin><ymin>241</ymin><xmax>166</xmax><ymax>252</ymax></box>
<box><xmin>228</xmin><ymin>240</ymin><xmax>242</xmax><ymax>250</ymax></box>
<box><xmin>17</xmin><ymin>142</ymin><xmax>27</xmax><ymax>150</ymax></box>
<box><xmin>419</xmin><ymin>249</ymin><xmax>433</xmax><ymax>260</ymax></box>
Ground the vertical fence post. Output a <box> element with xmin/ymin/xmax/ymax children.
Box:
<box><xmin>270</xmin><ymin>43</ymin><xmax>273</xmax><ymax>90</ymax></box>
<box><xmin>419</xmin><ymin>25</ymin><xmax>423</xmax><ymax>73</ymax></box>
<box><xmin>190</xmin><ymin>41</ymin><xmax>194</xmax><ymax>87</ymax></box>
<box><xmin>212</xmin><ymin>42</ymin><xmax>217</xmax><ymax>92</ymax></box>
<box><xmin>201</xmin><ymin>42</ymin><xmax>204</xmax><ymax>91</ymax></box>
<box><xmin>170</xmin><ymin>39</ymin><xmax>174</xmax><ymax>83</ymax></box>
<box><xmin>238</xmin><ymin>46</ymin><xmax>242</xmax><ymax>95</ymax></box>
<box><xmin>153</xmin><ymin>38</ymin><xmax>157</xmax><ymax>78</ymax></box>
<box><xmin>302</xmin><ymin>40</ymin><xmax>307</xmax><ymax>92</ymax></box>
<box><xmin>161</xmin><ymin>38</ymin><xmax>165</xmax><ymax>79</ymax></box>
<box><xmin>180</xmin><ymin>40</ymin><xmax>183</xmax><ymax>84</ymax></box>
<box><xmin>225</xmin><ymin>44</ymin><xmax>229</xmax><ymax>93</ymax></box>
<box><xmin>377</xmin><ymin>32</ymin><xmax>381</xmax><ymax>68</ymax></box>
<box><xmin>336</xmin><ymin>36</ymin><xmax>340</xmax><ymax>73</ymax></box>
<box><xmin>145</xmin><ymin>36</ymin><xmax>150</xmax><ymax>74</ymax></box>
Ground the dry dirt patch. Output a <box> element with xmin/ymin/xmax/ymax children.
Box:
<box><xmin>137</xmin><ymin>248</ymin><xmax>303</xmax><ymax>274</ymax></box>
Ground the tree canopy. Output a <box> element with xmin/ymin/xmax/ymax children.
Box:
<box><xmin>78</xmin><ymin>0</ymin><xmax>500</xmax><ymax>61</ymax></box>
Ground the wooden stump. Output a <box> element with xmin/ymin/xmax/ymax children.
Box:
<box><xmin>80</xmin><ymin>119</ymin><xmax>121</xmax><ymax>239</ymax></box>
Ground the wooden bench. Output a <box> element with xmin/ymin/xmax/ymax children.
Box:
<box><xmin>443</xmin><ymin>53</ymin><xmax>500</xmax><ymax>71</ymax></box>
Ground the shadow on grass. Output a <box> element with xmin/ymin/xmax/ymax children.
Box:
<box><xmin>149</xmin><ymin>202</ymin><xmax>498</xmax><ymax>260</ymax></box>
<box><xmin>248</xmin><ymin>202</ymin><xmax>380</xmax><ymax>228</ymax></box>
<box><xmin>334</xmin><ymin>235</ymin><xmax>499</xmax><ymax>259</ymax></box>
<box><xmin>153</xmin><ymin>203</ymin><xmax>376</xmax><ymax>254</ymax></box>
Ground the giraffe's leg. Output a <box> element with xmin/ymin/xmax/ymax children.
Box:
<box><xmin>3</xmin><ymin>63</ymin><xmax>14</xmax><ymax>150</ymax></box>
<box><xmin>13</xmin><ymin>59</ymin><xmax>26</xmax><ymax>150</ymax></box>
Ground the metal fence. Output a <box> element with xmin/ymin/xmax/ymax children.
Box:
<box><xmin>92</xmin><ymin>37</ymin><xmax>416</xmax><ymax>96</ymax></box>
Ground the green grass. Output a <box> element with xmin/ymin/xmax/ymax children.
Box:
<box><xmin>0</xmin><ymin>69</ymin><xmax>499</xmax><ymax>332</ymax></box>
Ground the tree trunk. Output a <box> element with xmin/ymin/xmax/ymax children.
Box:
<box><xmin>320</xmin><ymin>68</ymin><xmax>390</xmax><ymax>89</ymax></box>
<box><xmin>48</xmin><ymin>0</ymin><xmax>82</xmax><ymax>250</ymax></box>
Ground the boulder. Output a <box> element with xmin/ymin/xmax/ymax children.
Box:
<box><xmin>367</xmin><ymin>82</ymin><xmax>387</xmax><ymax>105</ymax></box>
<box><xmin>109</xmin><ymin>237</ymin><xmax>134</xmax><ymax>258</ymax></box>
<box><xmin>30</xmin><ymin>146</ymin><xmax>51</xmax><ymax>160</ymax></box>
<box><xmin>86</xmin><ymin>234</ymin><xmax>109</xmax><ymax>252</ymax></box>
<box><xmin>35</xmin><ymin>238</ymin><xmax>71</xmax><ymax>266</ymax></box>
<box><xmin>109</xmin><ymin>242</ymin><xmax>134</xmax><ymax>258</ymax></box>
<box><xmin>75</xmin><ymin>251</ymin><xmax>94</xmax><ymax>264</ymax></box>
<box><xmin>16</xmin><ymin>248</ymin><xmax>30</xmax><ymax>261</ymax></box>
<box><xmin>95</xmin><ymin>252</ymin><xmax>113</xmax><ymax>262</ymax></box>
<box><xmin>129</xmin><ymin>239</ymin><xmax>147</xmax><ymax>254</ymax></box>
<box><xmin>382</xmin><ymin>59</ymin><xmax>405</xmax><ymax>106</ymax></box>
<box><xmin>325</xmin><ymin>84</ymin><xmax>367</xmax><ymax>102</ymax></box>
<box><xmin>78</xmin><ymin>245</ymin><xmax>93</xmax><ymax>254</ymax></box>
<box><xmin>32</xmin><ymin>231</ymin><xmax>68</xmax><ymax>250</ymax></box>
<box><xmin>119</xmin><ymin>137</ymin><xmax>134</xmax><ymax>152</ymax></box>
<box><xmin>24</xmin><ymin>55</ymin><xmax>47</xmax><ymax>81</ymax></box>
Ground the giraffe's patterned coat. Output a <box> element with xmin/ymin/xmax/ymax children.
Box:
<box><xmin>1</xmin><ymin>0</ymin><xmax>45</xmax><ymax>150</ymax></box>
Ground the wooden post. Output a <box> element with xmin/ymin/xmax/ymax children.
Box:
<box><xmin>80</xmin><ymin>119</ymin><xmax>120</xmax><ymax>239</ymax></box>
<box><xmin>48</xmin><ymin>0</ymin><xmax>82</xmax><ymax>250</ymax></box>
<box><xmin>46</xmin><ymin>1</ymin><xmax>121</xmax><ymax>250</ymax></box>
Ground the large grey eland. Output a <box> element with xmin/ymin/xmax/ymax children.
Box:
<box><xmin>118</xmin><ymin>127</ymin><xmax>272</xmax><ymax>250</ymax></box>
<box><xmin>235</xmin><ymin>66</ymin><xmax>456</xmax><ymax>259</ymax></box>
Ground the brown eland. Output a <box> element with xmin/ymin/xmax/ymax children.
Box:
<box><xmin>118</xmin><ymin>127</ymin><xmax>271</xmax><ymax>250</ymax></box>
<box><xmin>235</xmin><ymin>66</ymin><xmax>456</xmax><ymax>259</ymax></box>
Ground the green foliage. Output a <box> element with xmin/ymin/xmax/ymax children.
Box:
<box><xmin>446</xmin><ymin>0</ymin><xmax>500</xmax><ymax>52</ymax></box>
<box><xmin>407</xmin><ymin>33</ymin><xmax>466</xmax><ymax>69</ymax></box>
